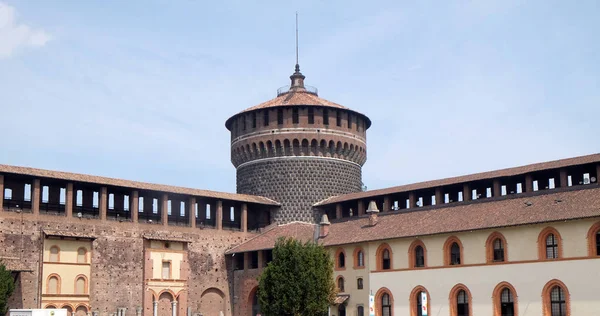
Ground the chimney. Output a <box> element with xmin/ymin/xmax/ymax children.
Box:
<box><xmin>366</xmin><ymin>200</ymin><xmax>380</xmax><ymax>226</ymax></box>
<box><xmin>319</xmin><ymin>214</ymin><xmax>331</xmax><ymax>238</ymax></box>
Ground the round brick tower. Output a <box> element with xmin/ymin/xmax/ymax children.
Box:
<box><xmin>225</xmin><ymin>64</ymin><xmax>371</xmax><ymax>223</ymax></box>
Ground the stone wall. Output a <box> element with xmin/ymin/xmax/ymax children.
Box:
<box><xmin>237</xmin><ymin>157</ymin><xmax>362</xmax><ymax>223</ymax></box>
<box><xmin>0</xmin><ymin>212</ymin><xmax>253</xmax><ymax>316</ymax></box>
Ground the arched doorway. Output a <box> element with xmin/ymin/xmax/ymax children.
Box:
<box><xmin>200</xmin><ymin>288</ymin><xmax>226</xmax><ymax>316</ymax></box>
<box><xmin>158</xmin><ymin>291</ymin><xmax>175</xmax><ymax>316</ymax></box>
<box><xmin>338</xmin><ymin>304</ymin><xmax>346</xmax><ymax>316</ymax></box>
<box><xmin>75</xmin><ymin>305</ymin><xmax>88</xmax><ymax>316</ymax></box>
<box><xmin>249</xmin><ymin>287</ymin><xmax>261</xmax><ymax>316</ymax></box>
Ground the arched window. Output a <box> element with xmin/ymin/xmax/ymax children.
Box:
<box><xmin>49</xmin><ymin>246</ymin><xmax>60</xmax><ymax>262</ymax></box>
<box><xmin>410</xmin><ymin>286</ymin><xmax>430</xmax><ymax>316</ymax></box>
<box><xmin>451</xmin><ymin>243</ymin><xmax>461</xmax><ymax>265</ymax></box>
<box><xmin>46</xmin><ymin>275</ymin><xmax>60</xmax><ymax>294</ymax></box>
<box><xmin>415</xmin><ymin>246</ymin><xmax>425</xmax><ymax>267</ymax></box>
<box><xmin>538</xmin><ymin>227</ymin><xmax>562</xmax><ymax>260</ymax></box>
<box><xmin>75</xmin><ymin>276</ymin><xmax>87</xmax><ymax>294</ymax></box>
<box><xmin>492</xmin><ymin>282</ymin><xmax>518</xmax><ymax>316</ymax></box>
<box><xmin>335</xmin><ymin>248</ymin><xmax>346</xmax><ymax>270</ymax></box>
<box><xmin>383</xmin><ymin>250</ymin><xmax>391</xmax><ymax>269</ymax></box>
<box><xmin>450</xmin><ymin>284</ymin><xmax>472</xmax><ymax>316</ymax></box>
<box><xmin>546</xmin><ymin>234</ymin><xmax>558</xmax><ymax>259</ymax></box>
<box><xmin>45</xmin><ymin>305</ymin><xmax>57</xmax><ymax>309</ymax></box>
<box><xmin>382</xmin><ymin>293</ymin><xmax>392</xmax><ymax>316</ymax></box>
<box><xmin>376</xmin><ymin>243</ymin><xmax>393</xmax><ymax>271</ymax></box>
<box><xmin>409</xmin><ymin>240</ymin><xmax>427</xmax><ymax>268</ymax></box>
<box><xmin>486</xmin><ymin>232</ymin><xmax>508</xmax><ymax>263</ymax></box>
<box><xmin>543</xmin><ymin>280</ymin><xmax>570</xmax><ymax>316</ymax></box>
<box><xmin>357</xmin><ymin>278</ymin><xmax>363</xmax><ymax>290</ymax></box>
<box><xmin>586</xmin><ymin>222</ymin><xmax>600</xmax><ymax>256</ymax></box>
<box><xmin>457</xmin><ymin>290</ymin><xmax>469</xmax><ymax>316</ymax></box>
<box><xmin>354</xmin><ymin>247</ymin><xmax>365</xmax><ymax>269</ymax></box>
<box><xmin>337</xmin><ymin>276</ymin><xmax>345</xmax><ymax>292</ymax></box>
<box><xmin>77</xmin><ymin>247</ymin><xmax>87</xmax><ymax>263</ymax></box>
<box><xmin>357</xmin><ymin>305</ymin><xmax>364</xmax><ymax>316</ymax></box>
<box><xmin>444</xmin><ymin>237</ymin><xmax>463</xmax><ymax>266</ymax></box>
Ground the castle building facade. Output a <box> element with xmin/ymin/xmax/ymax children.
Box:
<box><xmin>2</xmin><ymin>64</ymin><xmax>600</xmax><ymax>316</ymax></box>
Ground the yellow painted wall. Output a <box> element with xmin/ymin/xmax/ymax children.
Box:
<box><xmin>150</xmin><ymin>251</ymin><xmax>184</xmax><ymax>280</ymax></box>
<box><xmin>42</xmin><ymin>238</ymin><xmax>92</xmax><ymax>295</ymax></box>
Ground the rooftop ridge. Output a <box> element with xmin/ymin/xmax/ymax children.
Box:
<box><xmin>314</xmin><ymin>152</ymin><xmax>600</xmax><ymax>206</ymax></box>
<box><xmin>0</xmin><ymin>163</ymin><xmax>280</xmax><ymax>206</ymax></box>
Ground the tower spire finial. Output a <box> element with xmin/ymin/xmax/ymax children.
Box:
<box><xmin>289</xmin><ymin>12</ymin><xmax>305</xmax><ymax>89</ymax></box>
<box><xmin>295</xmin><ymin>11</ymin><xmax>299</xmax><ymax>68</ymax></box>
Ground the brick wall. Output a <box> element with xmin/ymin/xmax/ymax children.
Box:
<box><xmin>0</xmin><ymin>213</ymin><xmax>254</xmax><ymax>316</ymax></box>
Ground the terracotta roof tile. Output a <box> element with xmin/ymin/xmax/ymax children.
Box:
<box><xmin>315</xmin><ymin>153</ymin><xmax>600</xmax><ymax>206</ymax></box>
<box><xmin>225</xmin><ymin>90</ymin><xmax>371</xmax><ymax>128</ymax></box>
<box><xmin>321</xmin><ymin>186</ymin><xmax>600</xmax><ymax>246</ymax></box>
<box><xmin>0</xmin><ymin>164</ymin><xmax>280</xmax><ymax>206</ymax></box>
<box><xmin>226</xmin><ymin>222</ymin><xmax>316</xmax><ymax>254</ymax></box>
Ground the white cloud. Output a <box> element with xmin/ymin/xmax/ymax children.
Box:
<box><xmin>0</xmin><ymin>2</ymin><xmax>51</xmax><ymax>58</ymax></box>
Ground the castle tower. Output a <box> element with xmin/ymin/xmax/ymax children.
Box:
<box><xmin>225</xmin><ymin>65</ymin><xmax>371</xmax><ymax>223</ymax></box>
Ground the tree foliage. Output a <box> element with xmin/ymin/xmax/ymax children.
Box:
<box><xmin>0</xmin><ymin>263</ymin><xmax>15</xmax><ymax>315</ymax></box>
<box><xmin>258</xmin><ymin>237</ymin><xmax>335</xmax><ymax>316</ymax></box>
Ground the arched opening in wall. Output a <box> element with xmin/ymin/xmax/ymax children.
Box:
<box><xmin>74</xmin><ymin>275</ymin><xmax>88</xmax><ymax>294</ymax></box>
<box><xmin>62</xmin><ymin>305</ymin><xmax>73</xmax><ymax>316</ymax></box>
<box><xmin>266</xmin><ymin>141</ymin><xmax>273</xmax><ymax>157</ymax></box>
<box><xmin>449</xmin><ymin>284</ymin><xmax>472</xmax><ymax>316</ymax></box>
<box><xmin>46</xmin><ymin>274</ymin><xmax>60</xmax><ymax>294</ymax></box>
<box><xmin>49</xmin><ymin>245</ymin><xmax>60</xmax><ymax>262</ymax></box>
<box><xmin>338</xmin><ymin>304</ymin><xmax>346</xmax><ymax>316</ymax></box>
<box><xmin>311</xmin><ymin>139</ymin><xmax>318</xmax><ymax>156</ymax></box>
<box><xmin>375</xmin><ymin>288</ymin><xmax>393</xmax><ymax>316</ymax></box>
<box><xmin>343</xmin><ymin>142</ymin><xmax>349</xmax><ymax>157</ymax></box>
<box><xmin>349</xmin><ymin>144</ymin><xmax>355</xmax><ymax>161</ymax></box>
<box><xmin>538</xmin><ymin>227</ymin><xmax>562</xmax><ymax>260</ymax></box>
<box><xmin>75</xmin><ymin>305</ymin><xmax>88</xmax><ymax>316</ymax></box>
<box><xmin>408</xmin><ymin>240</ymin><xmax>427</xmax><ymax>268</ymax></box>
<box><xmin>252</xmin><ymin>143</ymin><xmax>258</xmax><ymax>159</ymax></box>
<box><xmin>410</xmin><ymin>286</ymin><xmax>430</xmax><ymax>316</ymax></box>
<box><xmin>250</xmin><ymin>287</ymin><xmax>261</xmax><ymax>316</ymax></box>
<box><xmin>376</xmin><ymin>243</ymin><xmax>392</xmax><ymax>270</ymax></box>
<box><xmin>319</xmin><ymin>140</ymin><xmax>326</xmax><ymax>156</ymax></box>
<box><xmin>259</xmin><ymin>142</ymin><xmax>266</xmax><ymax>158</ymax></box>
<box><xmin>200</xmin><ymin>288</ymin><xmax>226</xmax><ymax>316</ymax></box>
<box><xmin>301</xmin><ymin>139</ymin><xmax>309</xmax><ymax>156</ymax></box>
<box><xmin>542</xmin><ymin>279</ymin><xmax>570</xmax><ymax>316</ymax></box>
<box><xmin>158</xmin><ymin>291</ymin><xmax>175</xmax><ymax>316</ymax></box>
<box><xmin>245</xmin><ymin>144</ymin><xmax>251</xmax><ymax>160</ymax></box>
<box><xmin>492</xmin><ymin>282</ymin><xmax>518</xmax><ymax>316</ymax></box>
<box><xmin>275</xmin><ymin>140</ymin><xmax>283</xmax><ymax>156</ymax></box>
<box><xmin>77</xmin><ymin>247</ymin><xmax>87</xmax><ymax>263</ymax></box>
<box><xmin>293</xmin><ymin>139</ymin><xmax>300</xmax><ymax>156</ymax></box>
<box><xmin>587</xmin><ymin>222</ymin><xmax>600</xmax><ymax>256</ymax></box>
<box><xmin>328</xmin><ymin>140</ymin><xmax>335</xmax><ymax>157</ymax></box>
<box><xmin>486</xmin><ymin>232</ymin><xmax>508</xmax><ymax>263</ymax></box>
<box><xmin>284</xmin><ymin>139</ymin><xmax>291</xmax><ymax>156</ymax></box>
<box><xmin>336</xmin><ymin>141</ymin><xmax>343</xmax><ymax>158</ymax></box>
<box><xmin>44</xmin><ymin>305</ymin><xmax>57</xmax><ymax>309</ymax></box>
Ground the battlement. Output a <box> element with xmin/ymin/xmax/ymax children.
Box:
<box><xmin>0</xmin><ymin>165</ymin><xmax>278</xmax><ymax>232</ymax></box>
<box><xmin>316</xmin><ymin>153</ymin><xmax>600</xmax><ymax>220</ymax></box>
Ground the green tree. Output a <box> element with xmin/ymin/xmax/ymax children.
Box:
<box><xmin>0</xmin><ymin>263</ymin><xmax>15</xmax><ymax>315</ymax></box>
<box><xmin>258</xmin><ymin>237</ymin><xmax>336</xmax><ymax>316</ymax></box>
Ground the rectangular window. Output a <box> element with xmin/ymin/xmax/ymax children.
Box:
<box><xmin>323</xmin><ymin>109</ymin><xmax>329</xmax><ymax>125</ymax></box>
<box><xmin>252</xmin><ymin>112</ymin><xmax>257</xmax><ymax>128</ymax></box>
<box><xmin>308</xmin><ymin>108</ymin><xmax>315</xmax><ymax>124</ymax></box>
<box><xmin>292</xmin><ymin>108</ymin><xmax>299</xmax><ymax>124</ymax></box>
<box><xmin>234</xmin><ymin>254</ymin><xmax>244</xmax><ymax>270</ymax></box>
<box><xmin>277</xmin><ymin>108</ymin><xmax>284</xmax><ymax>125</ymax></box>
<box><xmin>263</xmin><ymin>110</ymin><xmax>269</xmax><ymax>126</ymax></box>
<box><xmin>162</xmin><ymin>261</ymin><xmax>171</xmax><ymax>279</ymax></box>
<box><xmin>250</xmin><ymin>251</ymin><xmax>259</xmax><ymax>269</ymax></box>
<box><xmin>347</xmin><ymin>113</ymin><xmax>352</xmax><ymax>129</ymax></box>
<box><xmin>336</xmin><ymin>111</ymin><xmax>342</xmax><ymax>127</ymax></box>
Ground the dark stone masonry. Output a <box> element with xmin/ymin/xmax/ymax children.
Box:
<box><xmin>237</xmin><ymin>158</ymin><xmax>362</xmax><ymax>223</ymax></box>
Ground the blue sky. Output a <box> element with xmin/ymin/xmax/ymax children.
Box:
<box><xmin>0</xmin><ymin>0</ymin><xmax>599</xmax><ymax>193</ymax></box>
